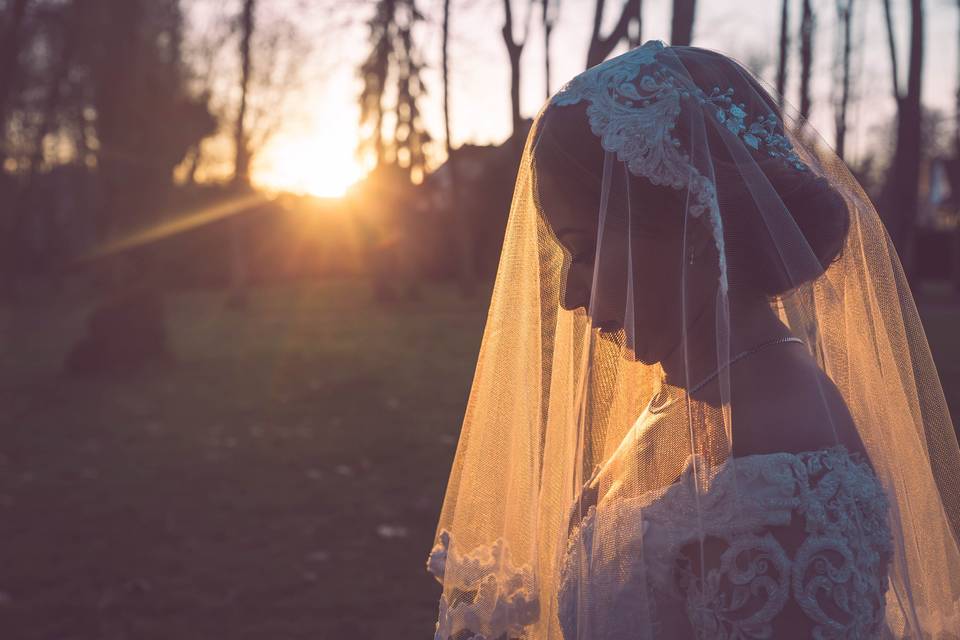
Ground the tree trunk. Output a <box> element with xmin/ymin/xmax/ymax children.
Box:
<box><xmin>879</xmin><ymin>0</ymin><xmax>924</xmax><ymax>271</ymax></box>
<box><xmin>0</xmin><ymin>0</ymin><xmax>39</xmax><ymax>299</ymax></box>
<box><xmin>586</xmin><ymin>0</ymin><xmax>640</xmax><ymax>69</ymax></box>
<box><xmin>502</xmin><ymin>0</ymin><xmax>529</xmax><ymax>142</ymax></box>
<box><xmin>834</xmin><ymin>0</ymin><xmax>854</xmax><ymax>160</ymax></box>
<box><xmin>25</xmin><ymin>2</ymin><xmax>77</xmax><ymax>287</ymax></box>
<box><xmin>954</xmin><ymin>0</ymin><xmax>960</xmax><ymax>293</ymax></box>
<box><xmin>776</xmin><ymin>0</ymin><xmax>789</xmax><ymax>110</ymax></box>
<box><xmin>955</xmin><ymin>0</ymin><xmax>960</xmax><ymax>155</ymax></box>
<box><xmin>444</xmin><ymin>0</ymin><xmax>476</xmax><ymax>297</ymax></box>
<box><xmin>628</xmin><ymin>1</ymin><xmax>644</xmax><ymax>49</ymax></box>
<box><xmin>0</xmin><ymin>0</ymin><xmax>30</xmax><ymax>159</ymax></box>
<box><xmin>798</xmin><ymin>0</ymin><xmax>815</xmax><ymax>123</ymax></box>
<box><xmin>542</xmin><ymin>0</ymin><xmax>554</xmax><ymax>99</ymax></box>
<box><xmin>228</xmin><ymin>0</ymin><xmax>256</xmax><ymax>309</ymax></box>
<box><xmin>670</xmin><ymin>0</ymin><xmax>696</xmax><ymax>46</ymax></box>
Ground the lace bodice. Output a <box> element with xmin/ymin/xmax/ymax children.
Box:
<box><xmin>558</xmin><ymin>446</ymin><xmax>893</xmax><ymax>639</ymax></box>
<box><xmin>426</xmin><ymin>447</ymin><xmax>893</xmax><ymax>640</ymax></box>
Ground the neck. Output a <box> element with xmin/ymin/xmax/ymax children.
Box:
<box><xmin>658</xmin><ymin>289</ymin><xmax>793</xmax><ymax>393</ymax></box>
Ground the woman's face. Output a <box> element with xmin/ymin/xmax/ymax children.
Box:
<box><xmin>537</xmin><ymin>159</ymin><xmax>713</xmax><ymax>364</ymax></box>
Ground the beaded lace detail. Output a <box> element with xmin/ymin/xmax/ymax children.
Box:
<box><xmin>558</xmin><ymin>446</ymin><xmax>893</xmax><ymax>640</ymax></box>
<box><xmin>549</xmin><ymin>39</ymin><xmax>808</xmax><ymax>293</ymax></box>
<box><xmin>426</xmin><ymin>447</ymin><xmax>892</xmax><ymax>640</ymax></box>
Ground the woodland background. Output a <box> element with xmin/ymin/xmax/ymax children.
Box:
<box><xmin>1</xmin><ymin>0</ymin><xmax>959</xmax><ymax>638</ymax></box>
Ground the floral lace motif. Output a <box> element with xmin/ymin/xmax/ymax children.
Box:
<box><xmin>550</xmin><ymin>39</ymin><xmax>808</xmax><ymax>293</ymax></box>
<box><xmin>558</xmin><ymin>447</ymin><xmax>893</xmax><ymax>640</ymax></box>
<box><xmin>427</xmin><ymin>529</ymin><xmax>539</xmax><ymax>640</ymax></box>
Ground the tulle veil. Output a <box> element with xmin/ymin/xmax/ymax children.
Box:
<box><xmin>427</xmin><ymin>40</ymin><xmax>960</xmax><ymax>639</ymax></box>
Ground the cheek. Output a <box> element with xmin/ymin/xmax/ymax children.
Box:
<box><xmin>630</xmin><ymin>239</ymin><xmax>684</xmax><ymax>335</ymax></box>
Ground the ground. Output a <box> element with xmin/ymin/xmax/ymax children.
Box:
<box><xmin>0</xmin><ymin>280</ymin><xmax>956</xmax><ymax>640</ymax></box>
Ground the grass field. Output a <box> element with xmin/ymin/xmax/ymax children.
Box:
<box><xmin>0</xmin><ymin>279</ymin><xmax>957</xmax><ymax>640</ymax></box>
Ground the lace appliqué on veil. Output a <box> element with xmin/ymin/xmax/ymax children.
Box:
<box><xmin>558</xmin><ymin>447</ymin><xmax>893</xmax><ymax>640</ymax></box>
<box><xmin>426</xmin><ymin>529</ymin><xmax>540</xmax><ymax>640</ymax></box>
<box><xmin>550</xmin><ymin>39</ymin><xmax>808</xmax><ymax>293</ymax></box>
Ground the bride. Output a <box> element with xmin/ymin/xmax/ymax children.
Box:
<box><xmin>426</xmin><ymin>40</ymin><xmax>960</xmax><ymax>639</ymax></box>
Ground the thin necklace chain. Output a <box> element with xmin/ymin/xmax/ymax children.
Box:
<box><xmin>650</xmin><ymin>335</ymin><xmax>805</xmax><ymax>412</ymax></box>
<box><xmin>688</xmin><ymin>335</ymin><xmax>804</xmax><ymax>394</ymax></box>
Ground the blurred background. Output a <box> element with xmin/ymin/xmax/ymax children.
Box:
<box><xmin>0</xmin><ymin>0</ymin><xmax>959</xmax><ymax>638</ymax></box>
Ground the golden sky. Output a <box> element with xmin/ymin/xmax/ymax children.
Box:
<box><xmin>202</xmin><ymin>0</ymin><xmax>960</xmax><ymax>198</ymax></box>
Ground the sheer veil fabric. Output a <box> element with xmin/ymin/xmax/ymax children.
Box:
<box><xmin>427</xmin><ymin>41</ymin><xmax>960</xmax><ymax>639</ymax></box>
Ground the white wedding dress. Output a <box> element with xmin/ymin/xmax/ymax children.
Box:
<box><xmin>558</xmin><ymin>443</ymin><xmax>893</xmax><ymax>639</ymax></box>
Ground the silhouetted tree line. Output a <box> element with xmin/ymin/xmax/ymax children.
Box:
<box><xmin>4</xmin><ymin>0</ymin><xmax>960</xmax><ymax>372</ymax></box>
<box><xmin>0</xmin><ymin>0</ymin><xmax>217</xmax><ymax>289</ymax></box>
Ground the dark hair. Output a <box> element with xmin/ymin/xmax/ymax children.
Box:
<box><xmin>532</xmin><ymin>47</ymin><xmax>851</xmax><ymax>297</ymax></box>
<box><xmin>713</xmin><ymin>152</ymin><xmax>850</xmax><ymax>297</ymax></box>
<box><xmin>677</xmin><ymin>45</ymin><xmax>851</xmax><ymax>296</ymax></box>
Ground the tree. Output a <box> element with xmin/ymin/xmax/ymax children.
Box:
<box><xmin>955</xmin><ymin>0</ymin><xmax>960</xmax><ymax>157</ymax></box>
<box><xmin>0</xmin><ymin>0</ymin><xmax>31</xmax><ymax>167</ymax></box>
<box><xmin>502</xmin><ymin>0</ymin><xmax>533</xmax><ymax>141</ymax></box>
<box><xmin>226</xmin><ymin>0</ymin><xmax>256</xmax><ymax>308</ymax></box>
<box><xmin>187</xmin><ymin>1</ymin><xmax>310</xmax><ymax>178</ymax></box>
<box><xmin>357</xmin><ymin>0</ymin><xmax>430</xmax><ymax>301</ymax></box>
<box><xmin>798</xmin><ymin>0</ymin><xmax>815</xmax><ymax>123</ymax></box>
<box><xmin>358</xmin><ymin>0</ymin><xmax>430</xmax><ymax>180</ymax></box>
<box><xmin>670</xmin><ymin>0</ymin><xmax>696</xmax><ymax>46</ymax></box>
<box><xmin>833</xmin><ymin>0</ymin><xmax>855</xmax><ymax>160</ymax></box>
<box><xmin>586</xmin><ymin>0</ymin><xmax>640</xmax><ymax>69</ymax></box>
<box><xmin>879</xmin><ymin>0</ymin><xmax>924</xmax><ymax>266</ymax></box>
<box><xmin>79</xmin><ymin>0</ymin><xmax>213</xmax><ymax>236</ymax></box>
<box><xmin>627</xmin><ymin>0</ymin><xmax>643</xmax><ymax>49</ymax></box>
<box><xmin>233</xmin><ymin>0</ymin><xmax>255</xmax><ymax>189</ymax></box>
<box><xmin>442</xmin><ymin>0</ymin><xmax>476</xmax><ymax>296</ymax></box>
<box><xmin>542</xmin><ymin>0</ymin><xmax>558</xmax><ymax>99</ymax></box>
<box><xmin>60</xmin><ymin>0</ymin><xmax>215</xmax><ymax>372</ymax></box>
<box><xmin>776</xmin><ymin>0</ymin><xmax>789</xmax><ymax>110</ymax></box>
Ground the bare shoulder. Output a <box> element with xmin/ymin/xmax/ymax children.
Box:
<box><xmin>727</xmin><ymin>342</ymin><xmax>868</xmax><ymax>459</ymax></box>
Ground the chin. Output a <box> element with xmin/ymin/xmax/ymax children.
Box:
<box><xmin>622</xmin><ymin>334</ymin><xmax>657</xmax><ymax>364</ymax></box>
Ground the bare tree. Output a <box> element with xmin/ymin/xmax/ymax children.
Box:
<box><xmin>0</xmin><ymin>0</ymin><xmax>31</xmax><ymax>166</ymax></box>
<box><xmin>627</xmin><ymin>0</ymin><xmax>643</xmax><ymax>49</ymax></box>
<box><xmin>226</xmin><ymin>0</ymin><xmax>255</xmax><ymax>308</ymax></box>
<box><xmin>956</xmin><ymin>0</ymin><xmax>960</xmax><ymax>155</ymax></box>
<box><xmin>879</xmin><ymin>0</ymin><xmax>924</xmax><ymax>265</ymax></box>
<box><xmin>670</xmin><ymin>0</ymin><xmax>696</xmax><ymax>46</ymax></box>
<box><xmin>184</xmin><ymin>0</ymin><xmax>311</xmax><ymax>187</ymax></box>
<box><xmin>206</xmin><ymin>0</ymin><xmax>314</xmax><ymax>307</ymax></box>
<box><xmin>776</xmin><ymin>0</ymin><xmax>789</xmax><ymax>109</ymax></box>
<box><xmin>443</xmin><ymin>0</ymin><xmax>476</xmax><ymax>296</ymax></box>
<box><xmin>586</xmin><ymin>0</ymin><xmax>639</xmax><ymax>69</ymax></box>
<box><xmin>833</xmin><ymin>0</ymin><xmax>854</xmax><ymax>160</ymax></box>
<box><xmin>17</xmin><ymin>0</ymin><xmax>80</xmax><ymax>286</ymax></box>
<box><xmin>798</xmin><ymin>0</ymin><xmax>815</xmax><ymax>123</ymax></box>
<box><xmin>502</xmin><ymin>0</ymin><xmax>533</xmax><ymax>140</ymax></box>
<box><xmin>233</xmin><ymin>0</ymin><xmax>254</xmax><ymax>188</ymax></box>
<box><xmin>359</xmin><ymin>0</ymin><xmax>429</xmax><ymax>176</ymax></box>
<box><xmin>542</xmin><ymin>0</ymin><xmax>557</xmax><ymax>99</ymax></box>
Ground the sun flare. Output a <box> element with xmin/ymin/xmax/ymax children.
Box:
<box><xmin>254</xmin><ymin>125</ymin><xmax>366</xmax><ymax>198</ymax></box>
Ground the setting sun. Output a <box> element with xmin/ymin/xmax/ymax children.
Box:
<box><xmin>254</xmin><ymin>114</ymin><xmax>366</xmax><ymax>198</ymax></box>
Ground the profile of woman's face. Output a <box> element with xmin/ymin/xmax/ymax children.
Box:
<box><xmin>535</xmin><ymin>149</ymin><xmax>714</xmax><ymax>364</ymax></box>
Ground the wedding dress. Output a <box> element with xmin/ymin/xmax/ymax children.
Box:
<box><xmin>558</xmin><ymin>418</ymin><xmax>893</xmax><ymax>639</ymax></box>
<box><xmin>427</xmin><ymin>40</ymin><xmax>960</xmax><ymax>639</ymax></box>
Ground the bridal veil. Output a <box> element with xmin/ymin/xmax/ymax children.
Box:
<box><xmin>427</xmin><ymin>41</ymin><xmax>960</xmax><ymax>639</ymax></box>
